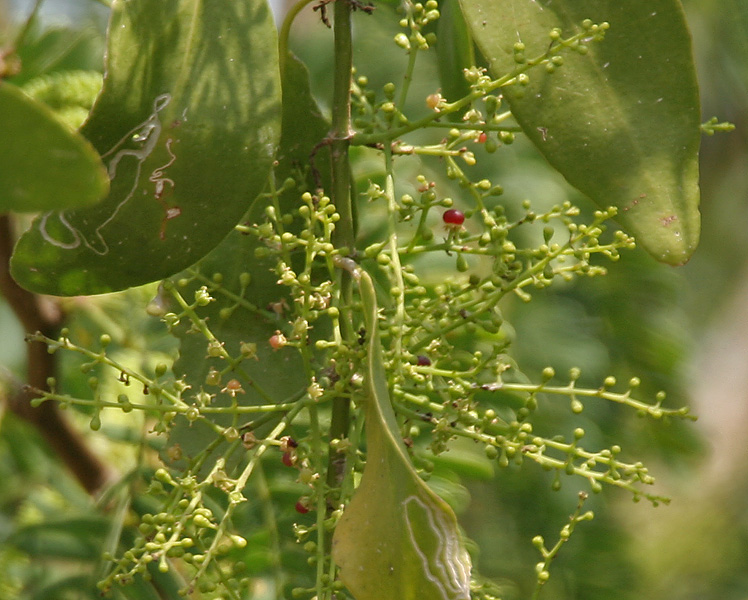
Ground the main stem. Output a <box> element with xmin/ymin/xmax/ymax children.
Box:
<box><xmin>327</xmin><ymin>0</ymin><xmax>355</xmax><ymax>492</ymax></box>
<box><xmin>330</xmin><ymin>0</ymin><xmax>355</xmax><ymax>252</ymax></box>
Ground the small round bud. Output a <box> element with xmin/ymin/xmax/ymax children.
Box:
<box><xmin>456</xmin><ymin>255</ymin><xmax>469</xmax><ymax>272</ymax></box>
<box><xmin>205</xmin><ymin>368</ymin><xmax>221</xmax><ymax>387</ymax></box>
<box><xmin>394</xmin><ymin>33</ymin><xmax>410</xmax><ymax>49</ymax></box>
<box><xmin>269</xmin><ymin>332</ymin><xmax>287</xmax><ymax>350</ymax></box>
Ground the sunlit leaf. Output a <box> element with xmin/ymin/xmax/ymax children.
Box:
<box><xmin>332</xmin><ymin>269</ymin><xmax>472</xmax><ymax>600</ymax></box>
<box><xmin>0</xmin><ymin>82</ymin><xmax>108</xmax><ymax>213</ymax></box>
<box><xmin>21</xmin><ymin>70</ymin><xmax>103</xmax><ymax>129</ymax></box>
<box><xmin>11</xmin><ymin>0</ymin><xmax>281</xmax><ymax>295</ymax></box>
<box><xmin>460</xmin><ymin>0</ymin><xmax>701</xmax><ymax>265</ymax></box>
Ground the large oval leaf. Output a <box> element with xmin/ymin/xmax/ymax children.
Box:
<box><xmin>332</xmin><ymin>269</ymin><xmax>471</xmax><ymax>600</ymax></box>
<box><xmin>0</xmin><ymin>82</ymin><xmax>108</xmax><ymax>213</ymax></box>
<box><xmin>460</xmin><ymin>0</ymin><xmax>701</xmax><ymax>265</ymax></box>
<box><xmin>164</xmin><ymin>51</ymin><xmax>330</xmax><ymax>476</ymax></box>
<box><xmin>11</xmin><ymin>0</ymin><xmax>281</xmax><ymax>296</ymax></box>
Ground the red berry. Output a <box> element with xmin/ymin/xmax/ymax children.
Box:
<box><xmin>295</xmin><ymin>500</ymin><xmax>310</xmax><ymax>514</ymax></box>
<box><xmin>442</xmin><ymin>209</ymin><xmax>465</xmax><ymax>226</ymax></box>
<box><xmin>282</xmin><ymin>451</ymin><xmax>295</xmax><ymax>467</ymax></box>
<box><xmin>478</xmin><ymin>132</ymin><xmax>488</xmax><ymax>143</ymax></box>
<box><xmin>416</xmin><ymin>355</ymin><xmax>431</xmax><ymax>366</ymax></box>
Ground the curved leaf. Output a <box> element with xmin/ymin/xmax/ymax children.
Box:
<box><xmin>332</xmin><ymin>268</ymin><xmax>471</xmax><ymax>600</ymax></box>
<box><xmin>278</xmin><ymin>52</ymin><xmax>331</xmax><ymax>186</ymax></box>
<box><xmin>21</xmin><ymin>70</ymin><xmax>104</xmax><ymax>129</ymax></box>
<box><xmin>460</xmin><ymin>0</ymin><xmax>701</xmax><ymax>265</ymax></box>
<box><xmin>0</xmin><ymin>82</ymin><xmax>108</xmax><ymax>213</ymax></box>
<box><xmin>436</xmin><ymin>0</ymin><xmax>475</xmax><ymax>105</ymax></box>
<box><xmin>11</xmin><ymin>0</ymin><xmax>281</xmax><ymax>295</ymax></box>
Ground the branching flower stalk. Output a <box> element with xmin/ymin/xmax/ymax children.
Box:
<box><xmin>530</xmin><ymin>491</ymin><xmax>594</xmax><ymax>600</ymax></box>
<box><xmin>18</xmin><ymin>5</ymin><xmax>699</xmax><ymax>599</ymax></box>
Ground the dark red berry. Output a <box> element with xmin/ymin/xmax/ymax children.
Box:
<box><xmin>282</xmin><ymin>451</ymin><xmax>295</xmax><ymax>467</ymax></box>
<box><xmin>442</xmin><ymin>209</ymin><xmax>465</xmax><ymax>226</ymax></box>
<box><xmin>416</xmin><ymin>355</ymin><xmax>431</xmax><ymax>366</ymax></box>
<box><xmin>295</xmin><ymin>500</ymin><xmax>310</xmax><ymax>514</ymax></box>
<box><xmin>478</xmin><ymin>132</ymin><xmax>488</xmax><ymax>143</ymax></box>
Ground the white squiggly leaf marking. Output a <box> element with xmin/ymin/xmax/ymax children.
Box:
<box><xmin>39</xmin><ymin>93</ymin><xmax>172</xmax><ymax>255</ymax></box>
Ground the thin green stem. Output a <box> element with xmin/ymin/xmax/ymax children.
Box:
<box><xmin>383</xmin><ymin>145</ymin><xmax>406</xmax><ymax>375</ymax></box>
<box><xmin>255</xmin><ymin>463</ymin><xmax>284</xmax><ymax>600</ymax></box>
<box><xmin>352</xmin><ymin>29</ymin><xmax>599</xmax><ymax>147</ymax></box>
<box><xmin>191</xmin><ymin>405</ymin><xmax>304</xmax><ymax>584</ymax></box>
<box><xmin>279</xmin><ymin>0</ymin><xmax>317</xmax><ymax>71</ymax></box>
<box><xmin>397</xmin><ymin>34</ymin><xmax>419</xmax><ymax>109</ymax></box>
<box><xmin>530</xmin><ymin>494</ymin><xmax>591</xmax><ymax>600</ymax></box>
<box><xmin>307</xmin><ymin>402</ymin><xmax>329</xmax><ymax>599</ymax></box>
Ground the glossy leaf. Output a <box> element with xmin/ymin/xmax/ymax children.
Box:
<box><xmin>11</xmin><ymin>0</ymin><xmax>281</xmax><ymax>295</ymax></box>
<box><xmin>332</xmin><ymin>269</ymin><xmax>471</xmax><ymax>600</ymax></box>
<box><xmin>0</xmin><ymin>82</ymin><xmax>108</xmax><ymax>213</ymax></box>
<box><xmin>460</xmin><ymin>0</ymin><xmax>701</xmax><ymax>265</ymax></box>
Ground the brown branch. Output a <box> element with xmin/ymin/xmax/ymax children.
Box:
<box><xmin>0</xmin><ymin>214</ymin><xmax>113</xmax><ymax>494</ymax></box>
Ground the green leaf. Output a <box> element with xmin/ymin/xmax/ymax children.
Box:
<box><xmin>164</xmin><ymin>52</ymin><xmax>329</xmax><ymax>475</ymax></box>
<box><xmin>0</xmin><ymin>82</ymin><xmax>108</xmax><ymax>213</ymax></box>
<box><xmin>332</xmin><ymin>268</ymin><xmax>471</xmax><ymax>600</ymax></box>
<box><xmin>21</xmin><ymin>70</ymin><xmax>104</xmax><ymax>130</ymax></box>
<box><xmin>460</xmin><ymin>0</ymin><xmax>701</xmax><ymax>265</ymax></box>
<box><xmin>162</xmin><ymin>228</ymin><xmax>307</xmax><ymax>476</ymax></box>
<box><xmin>278</xmin><ymin>52</ymin><xmax>331</xmax><ymax>186</ymax></box>
<box><xmin>436</xmin><ymin>0</ymin><xmax>475</xmax><ymax>105</ymax></box>
<box><xmin>8</xmin><ymin>26</ymin><xmax>104</xmax><ymax>86</ymax></box>
<box><xmin>11</xmin><ymin>0</ymin><xmax>281</xmax><ymax>296</ymax></box>
<box><xmin>10</xmin><ymin>517</ymin><xmax>109</xmax><ymax>560</ymax></box>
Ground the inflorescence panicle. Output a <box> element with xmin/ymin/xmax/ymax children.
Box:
<box><xmin>20</xmin><ymin>9</ymin><xmax>694</xmax><ymax>598</ymax></box>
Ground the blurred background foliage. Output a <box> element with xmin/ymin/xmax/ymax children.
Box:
<box><xmin>1</xmin><ymin>0</ymin><xmax>747</xmax><ymax>598</ymax></box>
